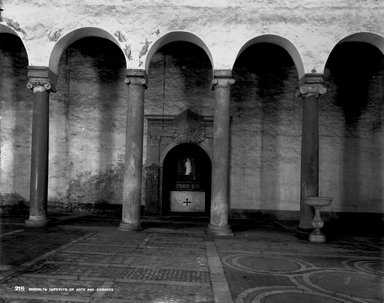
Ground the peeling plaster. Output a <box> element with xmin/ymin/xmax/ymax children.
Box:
<box><xmin>65</xmin><ymin>164</ymin><xmax>124</xmax><ymax>205</ymax></box>
<box><xmin>4</xmin><ymin>17</ymin><xmax>26</xmax><ymax>36</ymax></box>
<box><xmin>114</xmin><ymin>30</ymin><xmax>127</xmax><ymax>42</ymax></box>
<box><xmin>124</xmin><ymin>43</ymin><xmax>133</xmax><ymax>60</ymax></box>
<box><xmin>139</xmin><ymin>38</ymin><xmax>151</xmax><ymax>59</ymax></box>
<box><xmin>47</xmin><ymin>29</ymin><xmax>63</xmax><ymax>42</ymax></box>
<box><xmin>2</xmin><ymin>0</ymin><xmax>382</xmax><ymax>72</ymax></box>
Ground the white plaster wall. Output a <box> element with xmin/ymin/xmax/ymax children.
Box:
<box><xmin>1</xmin><ymin>0</ymin><xmax>383</xmax><ymax>75</ymax></box>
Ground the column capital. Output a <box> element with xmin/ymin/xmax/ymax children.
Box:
<box><xmin>125</xmin><ymin>69</ymin><xmax>148</xmax><ymax>88</ymax></box>
<box><xmin>27</xmin><ymin>66</ymin><xmax>57</xmax><ymax>93</ymax></box>
<box><xmin>297</xmin><ymin>73</ymin><xmax>326</xmax><ymax>98</ymax></box>
<box><xmin>212</xmin><ymin>70</ymin><xmax>235</xmax><ymax>89</ymax></box>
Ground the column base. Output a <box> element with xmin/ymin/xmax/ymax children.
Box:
<box><xmin>309</xmin><ymin>233</ymin><xmax>326</xmax><ymax>243</ymax></box>
<box><xmin>25</xmin><ymin>215</ymin><xmax>48</xmax><ymax>227</ymax></box>
<box><xmin>118</xmin><ymin>221</ymin><xmax>142</xmax><ymax>231</ymax></box>
<box><xmin>309</xmin><ymin>229</ymin><xmax>326</xmax><ymax>243</ymax></box>
<box><xmin>207</xmin><ymin>224</ymin><xmax>233</xmax><ymax>236</ymax></box>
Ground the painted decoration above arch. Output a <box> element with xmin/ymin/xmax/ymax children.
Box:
<box><xmin>49</xmin><ymin>27</ymin><xmax>127</xmax><ymax>75</ymax></box>
<box><xmin>233</xmin><ymin>34</ymin><xmax>305</xmax><ymax>80</ymax></box>
<box><xmin>144</xmin><ymin>30</ymin><xmax>214</xmax><ymax>74</ymax></box>
<box><xmin>323</xmin><ymin>32</ymin><xmax>384</xmax><ymax>72</ymax></box>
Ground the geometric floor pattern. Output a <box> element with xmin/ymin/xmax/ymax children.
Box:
<box><xmin>0</xmin><ymin>227</ymin><xmax>215</xmax><ymax>303</ymax></box>
<box><xmin>216</xmin><ymin>230</ymin><xmax>384</xmax><ymax>303</ymax></box>
<box><xmin>0</xmin><ymin>217</ymin><xmax>383</xmax><ymax>303</ymax></box>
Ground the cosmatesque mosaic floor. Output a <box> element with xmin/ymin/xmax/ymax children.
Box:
<box><xmin>0</xmin><ymin>216</ymin><xmax>383</xmax><ymax>302</ymax></box>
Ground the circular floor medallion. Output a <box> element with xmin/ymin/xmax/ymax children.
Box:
<box><xmin>356</xmin><ymin>260</ymin><xmax>384</xmax><ymax>276</ymax></box>
<box><xmin>309</xmin><ymin>270</ymin><xmax>384</xmax><ymax>300</ymax></box>
<box><xmin>343</xmin><ymin>259</ymin><xmax>384</xmax><ymax>276</ymax></box>
<box><xmin>236</xmin><ymin>287</ymin><xmax>349</xmax><ymax>303</ymax></box>
<box><xmin>223</xmin><ymin>254</ymin><xmax>308</xmax><ymax>274</ymax></box>
<box><xmin>262</xmin><ymin>292</ymin><xmax>345</xmax><ymax>303</ymax></box>
<box><xmin>366</xmin><ymin>261</ymin><xmax>384</xmax><ymax>274</ymax></box>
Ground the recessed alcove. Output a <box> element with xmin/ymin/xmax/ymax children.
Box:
<box><xmin>162</xmin><ymin>143</ymin><xmax>211</xmax><ymax>216</ymax></box>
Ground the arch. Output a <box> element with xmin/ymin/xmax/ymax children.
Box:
<box><xmin>160</xmin><ymin>141</ymin><xmax>212</xmax><ymax>168</ymax></box>
<box><xmin>0</xmin><ymin>24</ymin><xmax>29</xmax><ymax>64</ymax></box>
<box><xmin>49</xmin><ymin>27</ymin><xmax>126</xmax><ymax>74</ymax></box>
<box><xmin>161</xmin><ymin>142</ymin><xmax>212</xmax><ymax>215</ymax></box>
<box><xmin>0</xmin><ymin>24</ymin><xmax>18</xmax><ymax>36</ymax></box>
<box><xmin>323</xmin><ymin>32</ymin><xmax>384</xmax><ymax>72</ymax></box>
<box><xmin>233</xmin><ymin>34</ymin><xmax>305</xmax><ymax>79</ymax></box>
<box><xmin>145</xmin><ymin>31</ymin><xmax>214</xmax><ymax>73</ymax></box>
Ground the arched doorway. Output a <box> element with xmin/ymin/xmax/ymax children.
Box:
<box><xmin>162</xmin><ymin>143</ymin><xmax>211</xmax><ymax>216</ymax></box>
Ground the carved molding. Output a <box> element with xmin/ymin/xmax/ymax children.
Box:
<box><xmin>125</xmin><ymin>69</ymin><xmax>148</xmax><ymax>88</ymax></box>
<box><xmin>27</xmin><ymin>79</ymin><xmax>55</xmax><ymax>93</ymax></box>
<box><xmin>27</xmin><ymin>66</ymin><xmax>57</xmax><ymax>93</ymax></box>
<box><xmin>297</xmin><ymin>73</ymin><xmax>327</xmax><ymax>98</ymax></box>
<box><xmin>299</xmin><ymin>83</ymin><xmax>327</xmax><ymax>96</ymax></box>
<box><xmin>161</xmin><ymin>136</ymin><xmax>174</xmax><ymax>147</ymax></box>
<box><xmin>124</xmin><ymin>77</ymin><xmax>148</xmax><ymax>88</ymax></box>
<box><xmin>149</xmin><ymin>135</ymin><xmax>161</xmax><ymax>146</ymax></box>
<box><xmin>214</xmin><ymin>69</ymin><xmax>232</xmax><ymax>78</ymax></box>
<box><xmin>172</xmin><ymin>109</ymin><xmax>206</xmax><ymax>144</ymax></box>
<box><xmin>211</xmin><ymin>78</ymin><xmax>235</xmax><ymax>89</ymax></box>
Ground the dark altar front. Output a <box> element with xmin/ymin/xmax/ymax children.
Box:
<box><xmin>143</xmin><ymin>110</ymin><xmax>213</xmax><ymax>215</ymax></box>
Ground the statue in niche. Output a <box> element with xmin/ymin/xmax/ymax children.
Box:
<box><xmin>184</xmin><ymin>158</ymin><xmax>192</xmax><ymax>175</ymax></box>
<box><xmin>177</xmin><ymin>157</ymin><xmax>196</xmax><ymax>178</ymax></box>
<box><xmin>175</xmin><ymin>156</ymin><xmax>201</xmax><ymax>190</ymax></box>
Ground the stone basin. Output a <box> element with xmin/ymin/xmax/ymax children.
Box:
<box><xmin>304</xmin><ymin>197</ymin><xmax>332</xmax><ymax>207</ymax></box>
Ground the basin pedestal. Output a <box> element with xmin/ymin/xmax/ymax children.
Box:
<box><xmin>304</xmin><ymin>197</ymin><xmax>332</xmax><ymax>243</ymax></box>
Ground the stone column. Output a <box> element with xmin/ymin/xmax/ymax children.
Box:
<box><xmin>208</xmin><ymin>70</ymin><xmax>235</xmax><ymax>236</ymax></box>
<box><xmin>25</xmin><ymin>67</ymin><xmax>56</xmax><ymax>227</ymax></box>
<box><xmin>119</xmin><ymin>69</ymin><xmax>147</xmax><ymax>231</ymax></box>
<box><xmin>297</xmin><ymin>73</ymin><xmax>327</xmax><ymax>230</ymax></box>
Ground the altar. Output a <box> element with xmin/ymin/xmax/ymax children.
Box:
<box><xmin>170</xmin><ymin>191</ymin><xmax>205</xmax><ymax>212</ymax></box>
<box><xmin>161</xmin><ymin>143</ymin><xmax>211</xmax><ymax>214</ymax></box>
<box><xmin>144</xmin><ymin>110</ymin><xmax>213</xmax><ymax>216</ymax></box>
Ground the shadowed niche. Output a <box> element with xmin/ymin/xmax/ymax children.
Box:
<box><xmin>325</xmin><ymin>42</ymin><xmax>384</xmax><ymax>127</ymax></box>
<box><xmin>162</xmin><ymin>143</ymin><xmax>211</xmax><ymax>216</ymax></box>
